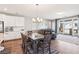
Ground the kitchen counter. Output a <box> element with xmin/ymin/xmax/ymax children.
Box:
<box><xmin>0</xmin><ymin>31</ymin><xmax>24</xmax><ymax>40</ymax></box>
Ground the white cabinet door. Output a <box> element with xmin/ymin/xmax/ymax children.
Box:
<box><xmin>4</xmin><ymin>15</ymin><xmax>24</xmax><ymax>27</ymax></box>
<box><xmin>0</xmin><ymin>14</ymin><xmax>5</xmax><ymax>21</ymax></box>
<box><xmin>4</xmin><ymin>15</ymin><xmax>15</xmax><ymax>26</ymax></box>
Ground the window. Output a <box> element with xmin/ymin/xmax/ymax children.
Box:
<box><xmin>57</xmin><ymin>16</ymin><xmax>79</xmax><ymax>36</ymax></box>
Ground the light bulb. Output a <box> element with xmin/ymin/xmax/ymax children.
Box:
<box><xmin>37</xmin><ymin>17</ymin><xmax>40</xmax><ymax>22</ymax></box>
<box><xmin>4</xmin><ymin>8</ymin><xmax>8</xmax><ymax>11</ymax></box>
<box><xmin>40</xmin><ymin>18</ymin><xmax>43</xmax><ymax>22</ymax></box>
<box><xmin>32</xmin><ymin>18</ymin><xmax>36</xmax><ymax>22</ymax></box>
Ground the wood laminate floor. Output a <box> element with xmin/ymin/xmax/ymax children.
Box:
<box><xmin>2</xmin><ymin>39</ymin><xmax>23</xmax><ymax>54</ymax></box>
<box><xmin>2</xmin><ymin>39</ymin><xmax>79</xmax><ymax>54</ymax></box>
<box><xmin>51</xmin><ymin>40</ymin><xmax>79</xmax><ymax>54</ymax></box>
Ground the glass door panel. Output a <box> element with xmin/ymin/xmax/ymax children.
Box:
<box><xmin>63</xmin><ymin>20</ymin><xmax>72</xmax><ymax>35</ymax></box>
<box><xmin>58</xmin><ymin>21</ymin><xmax>64</xmax><ymax>34</ymax></box>
<box><xmin>73</xmin><ymin>19</ymin><xmax>78</xmax><ymax>36</ymax></box>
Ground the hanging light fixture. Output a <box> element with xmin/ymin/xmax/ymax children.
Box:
<box><xmin>32</xmin><ymin>18</ymin><xmax>36</xmax><ymax>22</ymax></box>
<box><xmin>40</xmin><ymin>18</ymin><xmax>43</xmax><ymax>22</ymax></box>
<box><xmin>32</xmin><ymin>17</ymin><xmax>43</xmax><ymax>23</ymax></box>
<box><xmin>32</xmin><ymin>4</ymin><xmax>43</xmax><ymax>23</ymax></box>
<box><xmin>37</xmin><ymin>17</ymin><xmax>39</xmax><ymax>21</ymax></box>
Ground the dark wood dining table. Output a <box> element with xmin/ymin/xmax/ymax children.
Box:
<box><xmin>28</xmin><ymin>33</ymin><xmax>44</xmax><ymax>54</ymax></box>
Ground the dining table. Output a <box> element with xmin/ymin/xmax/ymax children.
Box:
<box><xmin>28</xmin><ymin>33</ymin><xmax>44</xmax><ymax>54</ymax></box>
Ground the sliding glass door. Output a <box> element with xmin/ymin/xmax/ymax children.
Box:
<box><xmin>63</xmin><ymin>20</ymin><xmax>72</xmax><ymax>35</ymax></box>
<box><xmin>73</xmin><ymin>19</ymin><xmax>78</xmax><ymax>36</ymax></box>
<box><xmin>57</xmin><ymin>16</ymin><xmax>79</xmax><ymax>36</ymax></box>
<box><xmin>57</xmin><ymin>20</ymin><xmax>64</xmax><ymax>34</ymax></box>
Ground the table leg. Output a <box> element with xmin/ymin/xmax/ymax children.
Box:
<box><xmin>33</xmin><ymin>40</ymin><xmax>38</xmax><ymax>54</ymax></box>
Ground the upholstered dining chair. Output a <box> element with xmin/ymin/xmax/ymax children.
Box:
<box><xmin>21</xmin><ymin>33</ymin><xmax>27</xmax><ymax>53</ymax></box>
<box><xmin>21</xmin><ymin>33</ymin><xmax>33</xmax><ymax>54</ymax></box>
<box><xmin>43</xmin><ymin>34</ymin><xmax>52</xmax><ymax>54</ymax></box>
<box><xmin>24</xmin><ymin>37</ymin><xmax>34</xmax><ymax>54</ymax></box>
<box><xmin>37</xmin><ymin>34</ymin><xmax>52</xmax><ymax>54</ymax></box>
<box><xmin>27</xmin><ymin>31</ymin><xmax>32</xmax><ymax>36</ymax></box>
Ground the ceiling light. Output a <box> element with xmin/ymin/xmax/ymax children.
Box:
<box><xmin>36</xmin><ymin>4</ymin><xmax>39</xmax><ymax>6</ymax></box>
<box><xmin>56</xmin><ymin>12</ymin><xmax>64</xmax><ymax>15</ymax></box>
<box><xmin>37</xmin><ymin>17</ymin><xmax>40</xmax><ymax>22</ymax></box>
<box><xmin>32</xmin><ymin>18</ymin><xmax>36</xmax><ymax>22</ymax></box>
<box><xmin>3</xmin><ymin>8</ymin><xmax>8</xmax><ymax>11</ymax></box>
<box><xmin>40</xmin><ymin>18</ymin><xmax>43</xmax><ymax>22</ymax></box>
<box><xmin>32</xmin><ymin>17</ymin><xmax>43</xmax><ymax>23</ymax></box>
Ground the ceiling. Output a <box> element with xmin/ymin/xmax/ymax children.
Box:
<box><xmin>0</xmin><ymin>4</ymin><xmax>79</xmax><ymax>19</ymax></box>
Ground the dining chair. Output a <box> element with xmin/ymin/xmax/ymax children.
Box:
<box><xmin>21</xmin><ymin>33</ymin><xmax>33</xmax><ymax>54</ymax></box>
<box><xmin>24</xmin><ymin>37</ymin><xmax>34</xmax><ymax>54</ymax></box>
<box><xmin>37</xmin><ymin>34</ymin><xmax>52</xmax><ymax>54</ymax></box>
<box><xmin>27</xmin><ymin>31</ymin><xmax>32</xmax><ymax>36</ymax></box>
<box><xmin>44</xmin><ymin>35</ymin><xmax>52</xmax><ymax>54</ymax></box>
<box><xmin>21</xmin><ymin>33</ymin><xmax>27</xmax><ymax>53</ymax></box>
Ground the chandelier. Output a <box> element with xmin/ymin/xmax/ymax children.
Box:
<box><xmin>32</xmin><ymin>4</ymin><xmax>43</xmax><ymax>23</ymax></box>
<box><xmin>32</xmin><ymin>17</ymin><xmax>43</xmax><ymax>23</ymax></box>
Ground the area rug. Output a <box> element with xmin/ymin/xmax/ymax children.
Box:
<box><xmin>0</xmin><ymin>48</ymin><xmax>11</xmax><ymax>54</ymax></box>
<box><xmin>38</xmin><ymin>48</ymin><xmax>60</xmax><ymax>54</ymax></box>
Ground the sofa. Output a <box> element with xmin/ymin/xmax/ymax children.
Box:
<box><xmin>37</xmin><ymin>29</ymin><xmax>56</xmax><ymax>40</ymax></box>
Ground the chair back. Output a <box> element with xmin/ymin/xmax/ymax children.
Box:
<box><xmin>43</xmin><ymin>34</ymin><xmax>52</xmax><ymax>53</ymax></box>
<box><xmin>21</xmin><ymin>33</ymin><xmax>33</xmax><ymax>54</ymax></box>
<box><xmin>21</xmin><ymin>33</ymin><xmax>27</xmax><ymax>43</ymax></box>
<box><xmin>21</xmin><ymin>33</ymin><xmax>26</xmax><ymax>53</ymax></box>
<box><xmin>44</xmin><ymin>34</ymin><xmax>52</xmax><ymax>44</ymax></box>
<box><xmin>27</xmin><ymin>31</ymin><xmax>32</xmax><ymax>36</ymax></box>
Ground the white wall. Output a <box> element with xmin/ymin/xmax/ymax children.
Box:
<box><xmin>24</xmin><ymin>17</ymin><xmax>32</xmax><ymax>31</ymax></box>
